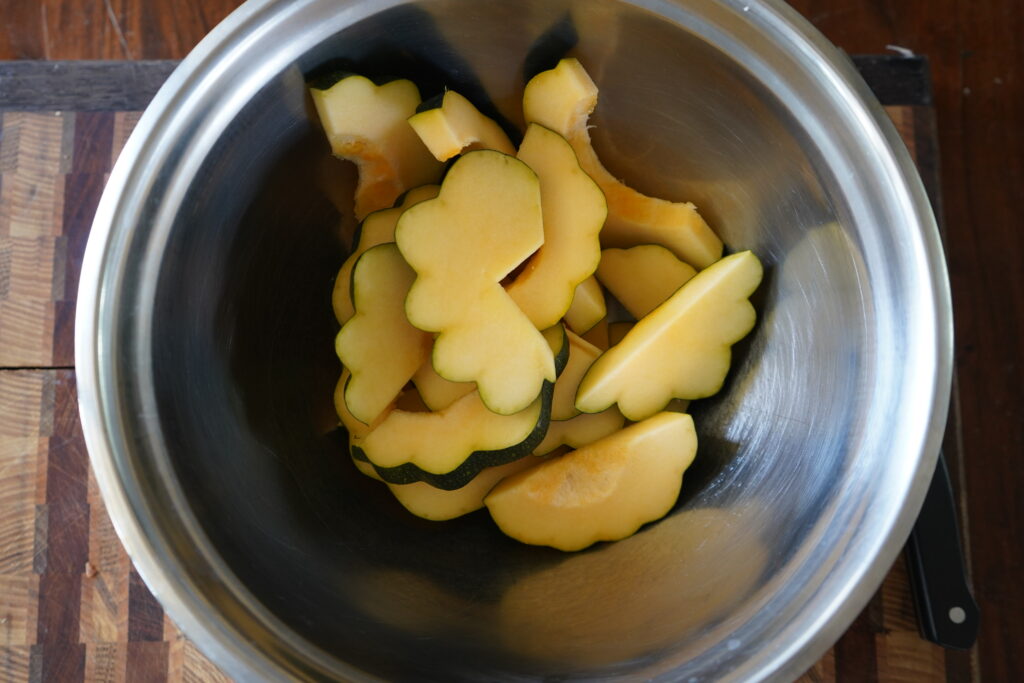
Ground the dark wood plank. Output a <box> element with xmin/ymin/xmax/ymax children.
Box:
<box><xmin>0</xmin><ymin>61</ymin><xmax>179</xmax><ymax>111</ymax></box>
<box><xmin>126</xmin><ymin>642</ymin><xmax>169</xmax><ymax>683</ymax></box>
<box><xmin>0</xmin><ymin>0</ymin><xmax>242</xmax><ymax>61</ymax></box>
<box><xmin>0</xmin><ymin>54</ymin><xmax>928</xmax><ymax>114</ymax></box>
<box><xmin>0</xmin><ymin>1</ymin><xmax>45</xmax><ymax>60</ymax></box>
<box><xmin>127</xmin><ymin>569</ymin><xmax>165</xmax><ymax>643</ymax></box>
<box><xmin>35</xmin><ymin>370</ymin><xmax>88</xmax><ymax>682</ymax></box>
<box><xmin>851</xmin><ymin>54</ymin><xmax>932</xmax><ymax>105</ymax></box>
<box><xmin>52</xmin><ymin>113</ymin><xmax>115</xmax><ymax>366</ymax></box>
<box><xmin>833</xmin><ymin>602</ymin><xmax>880</xmax><ymax>683</ymax></box>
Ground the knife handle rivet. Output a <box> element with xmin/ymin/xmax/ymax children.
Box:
<box><xmin>948</xmin><ymin>606</ymin><xmax>966</xmax><ymax>624</ymax></box>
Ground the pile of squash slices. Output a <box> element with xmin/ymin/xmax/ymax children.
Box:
<box><xmin>313</xmin><ymin>58</ymin><xmax>763</xmax><ymax>552</ymax></box>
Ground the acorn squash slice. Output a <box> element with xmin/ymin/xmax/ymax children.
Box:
<box><xmin>310</xmin><ymin>74</ymin><xmax>443</xmax><ymax>219</ymax></box>
<box><xmin>352</xmin><ymin>326</ymin><xmax>568</xmax><ymax>490</ymax></box>
<box><xmin>522</xmin><ymin>58</ymin><xmax>722</xmax><ymax>269</ymax></box>
<box><xmin>551</xmin><ymin>330</ymin><xmax>602</xmax><ymax>421</ymax></box>
<box><xmin>334</xmin><ymin>369</ymin><xmax>392</xmax><ymax>442</ymax></box>
<box><xmin>534</xmin><ymin>408</ymin><xmax>625</xmax><ymax>456</ymax></box>
<box><xmin>563</xmin><ymin>275</ymin><xmax>606</xmax><ymax>335</ymax></box>
<box><xmin>485</xmin><ymin>412</ymin><xmax>697</xmax><ymax>551</ymax></box>
<box><xmin>335</xmin><ymin>244</ymin><xmax>432</xmax><ymax>425</ymax></box>
<box><xmin>332</xmin><ymin>185</ymin><xmax>439</xmax><ymax>324</ymax></box>
<box><xmin>396</xmin><ymin>150</ymin><xmax>554</xmax><ymax>415</ymax></box>
<box><xmin>576</xmin><ymin>251</ymin><xmax>763</xmax><ymax>421</ymax></box>
<box><xmin>408</xmin><ymin>90</ymin><xmax>516</xmax><ymax>161</ymax></box>
<box><xmin>383</xmin><ymin>455</ymin><xmax>548</xmax><ymax>522</ymax></box>
<box><xmin>596</xmin><ymin>245</ymin><xmax>697</xmax><ymax>319</ymax></box>
<box><xmin>410</xmin><ymin>361</ymin><xmax>475</xmax><ymax>412</ymax></box>
<box><xmin>352</xmin><ymin>455</ymin><xmax>384</xmax><ymax>481</ymax></box>
<box><xmin>505</xmin><ymin>124</ymin><xmax>607</xmax><ymax>329</ymax></box>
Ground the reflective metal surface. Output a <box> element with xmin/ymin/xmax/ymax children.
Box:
<box><xmin>76</xmin><ymin>0</ymin><xmax>952</xmax><ymax>680</ymax></box>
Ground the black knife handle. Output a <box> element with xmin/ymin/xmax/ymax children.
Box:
<box><xmin>905</xmin><ymin>451</ymin><xmax>980</xmax><ymax>650</ymax></box>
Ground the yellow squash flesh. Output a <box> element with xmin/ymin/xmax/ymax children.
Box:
<box><xmin>596</xmin><ymin>245</ymin><xmax>698</xmax><ymax>319</ymax></box>
<box><xmin>551</xmin><ymin>330</ymin><xmax>602</xmax><ymax>420</ymax></box>
<box><xmin>332</xmin><ymin>185</ymin><xmax>439</xmax><ymax>324</ymax></box>
<box><xmin>563</xmin><ymin>275</ymin><xmax>606</xmax><ymax>335</ymax></box>
<box><xmin>310</xmin><ymin>75</ymin><xmax>442</xmax><ymax>219</ymax></box>
<box><xmin>334</xmin><ymin>370</ymin><xmax>392</xmax><ymax>442</ymax></box>
<box><xmin>335</xmin><ymin>244</ymin><xmax>432</xmax><ymax>424</ymax></box>
<box><xmin>352</xmin><ymin>455</ymin><xmax>384</xmax><ymax>481</ymax></box>
<box><xmin>576</xmin><ymin>251</ymin><xmax>763</xmax><ymax>421</ymax></box>
<box><xmin>485</xmin><ymin>412</ymin><xmax>697</xmax><ymax>551</ymax></box>
<box><xmin>506</xmin><ymin>124</ymin><xmax>607</xmax><ymax>329</ymax></box>
<box><xmin>534</xmin><ymin>408</ymin><xmax>625</xmax><ymax>455</ymax></box>
<box><xmin>523</xmin><ymin>58</ymin><xmax>722</xmax><ymax>269</ymax></box>
<box><xmin>410</xmin><ymin>361</ymin><xmax>475</xmax><ymax>412</ymax></box>
<box><xmin>408</xmin><ymin>90</ymin><xmax>516</xmax><ymax>160</ymax></box>
<box><xmin>359</xmin><ymin>388</ymin><xmax>542</xmax><ymax>474</ymax></box>
<box><xmin>396</xmin><ymin>150</ymin><xmax>554</xmax><ymax>415</ymax></box>
<box><xmin>384</xmin><ymin>456</ymin><xmax>546</xmax><ymax>521</ymax></box>
<box><xmin>351</xmin><ymin>325</ymin><xmax>567</xmax><ymax>490</ymax></box>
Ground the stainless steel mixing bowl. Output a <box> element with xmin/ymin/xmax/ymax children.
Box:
<box><xmin>76</xmin><ymin>0</ymin><xmax>952</xmax><ymax>680</ymax></box>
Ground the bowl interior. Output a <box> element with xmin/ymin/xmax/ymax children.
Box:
<box><xmin>100</xmin><ymin>0</ymin><xmax>941</xmax><ymax>679</ymax></box>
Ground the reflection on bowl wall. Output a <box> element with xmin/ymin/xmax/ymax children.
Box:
<box><xmin>76</xmin><ymin>0</ymin><xmax>951</xmax><ymax>680</ymax></box>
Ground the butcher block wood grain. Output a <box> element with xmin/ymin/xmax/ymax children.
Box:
<box><xmin>0</xmin><ymin>105</ymin><xmax>228</xmax><ymax>681</ymax></box>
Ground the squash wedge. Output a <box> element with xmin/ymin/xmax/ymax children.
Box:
<box><xmin>408</xmin><ymin>90</ymin><xmax>516</xmax><ymax>160</ymax></box>
<box><xmin>335</xmin><ymin>244</ymin><xmax>432</xmax><ymax>424</ymax></box>
<box><xmin>551</xmin><ymin>330</ymin><xmax>602</xmax><ymax>420</ymax></box>
<box><xmin>334</xmin><ymin>369</ymin><xmax>392</xmax><ymax>442</ymax></box>
<box><xmin>410</xmin><ymin>361</ymin><xmax>475</xmax><ymax>412</ymax></box>
<box><xmin>352</xmin><ymin>326</ymin><xmax>569</xmax><ymax>490</ymax></box>
<box><xmin>596</xmin><ymin>245</ymin><xmax>697</xmax><ymax>319</ymax></box>
<box><xmin>563</xmin><ymin>275</ymin><xmax>606</xmax><ymax>335</ymax></box>
<box><xmin>396</xmin><ymin>150</ymin><xmax>554</xmax><ymax>415</ymax></box>
<box><xmin>332</xmin><ymin>185</ymin><xmax>439</xmax><ymax>324</ymax></box>
<box><xmin>310</xmin><ymin>74</ymin><xmax>443</xmax><ymax>219</ymax></box>
<box><xmin>523</xmin><ymin>58</ymin><xmax>722</xmax><ymax>269</ymax></box>
<box><xmin>485</xmin><ymin>412</ymin><xmax>697</xmax><ymax>551</ymax></box>
<box><xmin>384</xmin><ymin>455</ymin><xmax>547</xmax><ymax>521</ymax></box>
<box><xmin>353</xmin><ymin>428</ymin><xmax>555</xmax><ymax>520</ymax></box>
<box><xmin>506</xmin><ymin>124</ymin><xmax>607</xmax><ymax>329</ymax></box>
<box><xmin>576</xmin><ymin>251</ymin><xmax>763</xmax><ymax>421</ymax></box>
<box><xmin>352</xmin><ymin>454</ymin><xmax>384</xmax><ymax>481</ymax></box>
<box><xmin>534</xmin><ymin>408</ymin><xmax>625</xmax><ymax>456</ymax></box>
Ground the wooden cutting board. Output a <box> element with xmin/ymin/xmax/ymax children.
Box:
<box><xmin>0</xmin><ymin>58</ymin><xmax>977</xmax><ymax>682</ymax></box>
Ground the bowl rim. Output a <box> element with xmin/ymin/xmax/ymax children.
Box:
<box><xmin>75</xmin><ymin>0</ymin><xmax>953</xmax><ymax>680</ymax></box>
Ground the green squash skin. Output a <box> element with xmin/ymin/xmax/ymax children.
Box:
<box><xmin>349</xmin><ymin>185</ymin><xmax>442</xmax><ymax>253</ymax></box>
<box><xmin>350</xmin><ymin>325</ymin><xmax>569</xmax><ymax>490</ymax></box>
<box><xmin>308</xmin><ymin>69</ymin><xmax>361</xmax><ymax>91</ymax></box>
<box><xmin>308</xmin><ymin>69</ymin><xmax>409</xmax><ymax>92</ymax></box>
<box><xmin>414</xmin><ymin>92</ymin><xmax>446</xmax><ymax>114</ymax></box>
